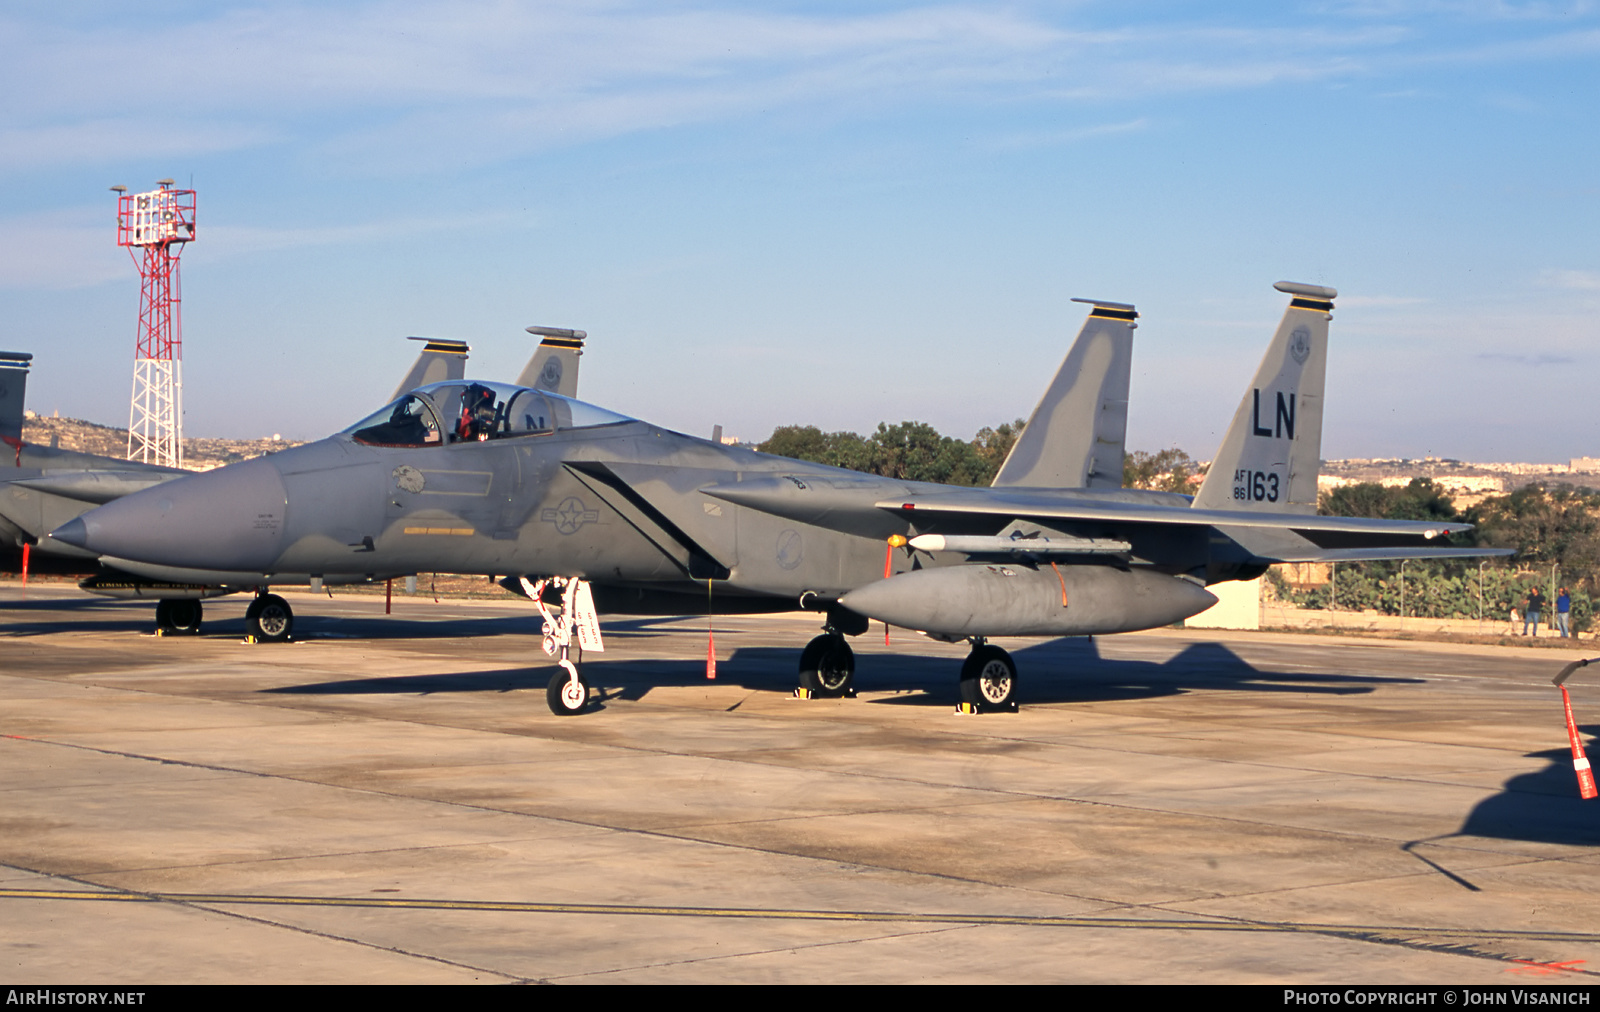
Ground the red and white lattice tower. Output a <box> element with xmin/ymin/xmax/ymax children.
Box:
<box><xmin>114</xmin><ymin>180</ymin><xmax>196</xmax><ymax>468</ymax></box>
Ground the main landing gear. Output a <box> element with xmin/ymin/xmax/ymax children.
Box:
<box><xmin>798</xmin><ymin>632</ymin><xmax>856</xmax><ymax>698</ymax></box>
<box><xmin>154</xmin><ymin>599</ymin><xmax>202</xmax><ymax>636</ymax></box>
<box><xmin>790</xmin><ymin>609</ymin><xmax>1017</xmax><ymax>711</ymax></box>
<box><xmin>245</xmin><ymin>592</ymin><xmax>294</xmax><ymax>643</ymax></box>
<box><xmin>958</xmin><ymin>639</ymin><xmax>1018</xmax><ymax>713</ymax></box>
<box><xmin>523</xmin><ymin>576</ymin><xmax>605</xmax><ymax>716</ymax></box>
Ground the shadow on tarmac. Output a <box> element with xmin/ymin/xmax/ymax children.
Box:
<box><xmin>0</xmin><ymin>595</ymin><xmax>159</xmax><ymax>636</ymax></box>
<box><xmin>1452</xmin><ymin>725</ymin><xmax>1600</xmax><ymax>847</ymax></box>
<box><xmin>0</xmin><ymin>595</ymin><xmax>714</xmax><ymax>642</ymax></box>
<box><xmin>268</xmin><ymin>634</ymin><xmax>1417</xmax><ymax>707</ymax></box>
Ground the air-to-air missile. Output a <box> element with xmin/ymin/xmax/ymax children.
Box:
<box><xmin>54</xmin><ymin>283</ymin><xmax>1506</xmax><ymax>716</ymax></box>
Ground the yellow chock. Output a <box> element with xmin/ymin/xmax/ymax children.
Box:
<box><xmin>793</xmin><ymin>687</ymin><xmax>814</xmax><ymax>699</ymax></box>
<box><xmin>955</xmin><ymin>702</ymin><xmax>978</xmax><ymax>715</ymax></box>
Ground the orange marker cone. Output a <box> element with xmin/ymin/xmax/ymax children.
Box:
<box><xmin>1561</xmin><ymin>685</ymin><xmax>1598</xmax><ymax>800</ymax></box>
<box><xmin>705</xmin><ymin>578</ymin><xmax>717</xmax><ymax>679</ymax></box>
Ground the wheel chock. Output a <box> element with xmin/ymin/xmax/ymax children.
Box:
<box><xmin>792</xmin><ymin>687</ymin><xmax>814</xmax><ymax>699</ymax></box>
<box><xmin>954</xmin><ymin>701</ymin><xmax>1020</xmax><ymax>715</ymax></box>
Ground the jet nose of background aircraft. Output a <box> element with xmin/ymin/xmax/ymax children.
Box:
<box><xmin>50</xmin><ymin>457</ymin><xmax>290</xmax><ymax>572</ymax></box>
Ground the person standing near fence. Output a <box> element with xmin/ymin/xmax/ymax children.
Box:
<box><xmin>1556</xmin><ymin>587</ymin><xmax>1571</xmax><ymax>639</ymax></box>
<box><xmin>1525</xmin><ymin>587</ymin><xmax>1547</xmax><ymax>636</ymax></box>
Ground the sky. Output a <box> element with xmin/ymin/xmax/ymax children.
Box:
<box><xmin>2</xmin><ymin>0</ymin><xmax>1598</xmax><ymax>463</ymax></box>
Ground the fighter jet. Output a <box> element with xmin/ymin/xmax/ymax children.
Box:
<box><xmin>5</xmin><ymin>327</ymin><xmax>586</xmax><ymax>640</ymax></box>
<box><xmin>54</xmin><ymin>283</ymin><xmax>1495</xmax><ymax>715</ymax></box>
<box><xmin>1</xmin><ymin>337</ymin><xmax>468</xmax><ymax>635</ymax></box>
<box><xmin>39</xmin><ymin>298</ymin><xmax>1133</xmax><ymax>647</ymax></box>
<box><xmin>0</xmin><ymin>350</ymin><xmax>185</xmax><ymax>568</ymax></box>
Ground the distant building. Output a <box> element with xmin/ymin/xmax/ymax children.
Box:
<box><xmin>1572</xmin><ymin>457</ymin><xmax>1600</xmax><ymax>474</ymax></box>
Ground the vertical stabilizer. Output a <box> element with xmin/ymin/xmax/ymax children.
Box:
<box><xmin>517</xmin><ymin>326</ymin><xmax>586</xmax><ymax>399</ymax></box>
<box><xmin>992</xmin><ymin>299</ymin><xmax>1135</xmax><ymax>489</ymax></box>
<box><xmin>0</xmin><ymin>351</ymin><xmax>32</xmax><ymax>445</ymax></box>
<box><xmin>390</xmin><ymin>338</ymin><xmax>469</xmax><ymax>401</ymax></box>
<box><xmin>1192</xmin><ymin>282</ymin><xmax>1335</xmax><ymax>514</ymax></box>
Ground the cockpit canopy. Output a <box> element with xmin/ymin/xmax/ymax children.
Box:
<box><xmin>344</xmin><ymin>380</ymin><xmax>632</xmax><ymax>448</ymax></box>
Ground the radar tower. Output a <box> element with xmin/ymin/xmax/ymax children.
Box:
<box><xmin>112</xmin><ymin>179</ymin><xmax>196</xmax><ymax>468</ymax></box>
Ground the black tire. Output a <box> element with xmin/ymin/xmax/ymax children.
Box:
<box><xmin>798</xmin><ymin>634</ymin><xmax>855</xmax><ymax>697</ymax></box>
<box><xmin>247</xmin><ymin>594</ymin><xmax>293</xmax><ymax>643</ymax></box>
<box><xmin>155</xmin><ymin>599</ymin><xmax>202</xmax><ymax>636</ymax></box>
<box><xmin>959</xmin><ymin>644</ymin><xmax>1017</xmax><ymax>711</ymax></box>
<box><xmin>546</xmin><ymin>669</ymin><xmax>589</xmax><ymax>715</ymax></box>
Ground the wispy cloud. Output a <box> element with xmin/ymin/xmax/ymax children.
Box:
<box><xmin>203</xmin><ymin>211</ymin><xmax>517</xmax><ymax>258</ymax></box>
<box><xmin>0</xmin><ymin>120</ymin><xmax>277</xmax><ymax>172</ymax></box>
<box><xmin>0</xmin><ymin>206</ymin><xmax>516</xmax><ymax>289</ymax></box>
<box><xmin>10</xmin><ymin>3</ymin><xmax>1594</xmax><ymax>175</ymax></box>
<box><xmin>1476</xmin><ymin>352</ymin><xmax>1576</xmax><ymax>364</ymax></box>
<box><xmin>1337</xmin><ymin>294</ymin><xmax>1431</xmax><ymax>307</ymax></box>
<box><xmin>0</xmin><ymin>208</ymin><xmax>128</xmax><ymax>290</ymax></box>
<box><xmin>1541</xmin><ymin>268</ymin><xmax>1600</xmax><ymax>290</ymax></box>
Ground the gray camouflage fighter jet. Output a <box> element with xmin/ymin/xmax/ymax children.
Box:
<box><xmin>41</xmin><ymin>295</ymin><xmax>1138</xmax><ymax>653</ymax></box>
<box><xmin>0</xmin><ymin>350</ymin><xmax>186</xmax><ymax>568</ymax></box>
<box><xmin>42</xmin><ymin>305</ymin><xmax>1124</xmax><ymax>645</ymax></box>
<box><xmin>5</xmin><ymin>327</ymin><xmax>582</xmax><ymax>639</ymax></box>
<box><xmin>54</xmin><ymin>283</ymin><xmax>1497</xmax><ymax>715</ymax></box>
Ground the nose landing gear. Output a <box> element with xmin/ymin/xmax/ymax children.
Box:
<box><xmin>524</xmin><ymin>576</ymin><xmax>604</xmax><ymax>715</ymax></box>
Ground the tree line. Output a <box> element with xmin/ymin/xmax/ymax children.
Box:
<box><xmin>1289</xmin><ymin>478</ymin><xmax>1600</xmax><ymax>632</ymax></box>
<box><xmin>757</xmin><ymin>421</ymin><xmax>1203</xmax><ymax>491</ymax></box>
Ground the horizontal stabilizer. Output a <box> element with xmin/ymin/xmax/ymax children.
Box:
<box><xmin>1276</xmin><ymin>546</ymin><xmax>1516</xmax><ymax>562</ymax></box>
<box><xmin>1216</xmin><ymin>522</ymin><xmax>1511</xmax><ymax>565</ymax></box>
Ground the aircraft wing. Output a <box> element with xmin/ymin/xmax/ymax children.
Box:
<box><xmin>1278</xmin><ymin>546</ymin><xmax>1515</xmax><ymax>561</ymax></box>
<box><xmin>702</xmin><ymin>474</ymin><xmax>1493</xmax><ymax>563</ymax></box>
<box><xmin>871</xmin><ymin>487</ymin><xmax>1469</xmax><ymax>539</ymax></box>
<box><xmin>10</xmin><ymin>470</ymin><xmax>176</xmax><ymax>505</ymax></box>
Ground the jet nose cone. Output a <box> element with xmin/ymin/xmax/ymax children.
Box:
<box><xmin>49</xmin><ymin>516</ymin><xmax>89</xmax><ymax>549</ymax></box>
<box><xmin>57</xmin><ymin>458</ymin><xmax>290</xmax><ymax>571</ymax></box>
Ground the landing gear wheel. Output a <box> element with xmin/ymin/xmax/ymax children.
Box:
<box><xmin>155</xmin><ymin>599</ymin><xmax>202</xmax><ymax>636</ymax></box>
<box><xmin>798</xmin><ymin>634</ymin><xmax>856</xmax><ymax>697</ymax></box>
<box><xmin>246</xmin><ymin>594</ymin><xmax>294</xmax><ymax>643</ymax></box>
<box><xmin>546</xmin><ymin>668</ymin><xmax>589</xmax><ymax>715</ymax></box>
<box><xmin>960</xmin><ymin>644</ymin><xmax>1017</xmax><ymax>711</ymax></box>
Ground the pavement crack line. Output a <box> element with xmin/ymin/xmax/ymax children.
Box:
<box><xmin>0</xmin><ymin>868</ymin><xmax>522</xmax><ymax>983</ymax></box>
<box><xmin>4</xmin><ymin>729</ymin><xmax>1589</xmax><ymax>915</ymax></box>
<box><xmin>4</xmin><ymin>883</ymin><xmax>1600</xmax><ymax>974</ymax></box>
<box><xmin>550</xmin><ymin>923</ymin><xmax>977</xmax><ymax>981</ymax></box>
